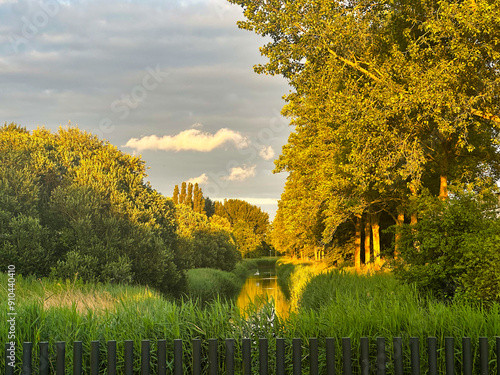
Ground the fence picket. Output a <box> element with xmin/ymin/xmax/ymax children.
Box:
<box><xmin>73</xmin><ymin>341</ymin><xmax>82</xmax><ymax>375</ymax></box>
<box><xmin>56</xmin><ymin>341</ymin><xmax>65</xmax><ymax>375</ymax></box>
<box><xmin>463</xmin><ymin>337</ymin><xmax>472</xmax><ymax>375</ymax></box>
<box><xmin>310</xmin><ymin>337</ymin><xmax>318</xmax><ymax>375</ymax></box>
<box><xmin>342</xmin><ymin>337</ymin><xmax>352</xmax><ymax>375</ymax></box>
<box><xmin>90</xmin><ymin>341</ymin><xmax>99</xmax><ymax>375</ymax></box>
<box><xmin>376</xmin><ymin>337</ymin><xmax>385</xmax><ymax>375</ymax></box>
<box><xmin>276</xmin><ymin>338</ymin><xmax>285</xmax><ymax>375</ymax></box>
<box><xmin>326</xmin><ymin>337</ymin><xmax>336</xmax><ymax>375</ymax></box>
<box><xmin>157</xmin><ymin>339</ymin><xmax>167</xmax><ymax>375</ymax></box>
<box><xmin>393</xmin><ymin>337</ymin><xmax>403</xmax><ymax>375</ymax></box>
<box><xmin>445</xmin><ymin>337</ymin><xmax>454</xmax><ymax>375</ymax></box>
<box><xmin>124</xmin><ymin>340</ymin><xmax>133</xmax><ymax>375</ymax></box>
<box><xmin>410</xmin><ymin>337</ymin><xmax>420</xmax><ymax>375</ymax></box>
<box><xmin>479</xmin><ymin>337</ymin><xmax>488</xmax><ymax>375</ymax></box>
<box><xmin>22</xmin><ymin>342</ymin><xmax>31</xmax><ymax>375</ymax></box>
<box><xmin>141</xmin><ymin>340</ymin><xmax>150</xmax><ymax>375</ymax></box>
<box><xmin>259</xmin><ymin>338</ymin><xmax>268</xmax><ymax>375</ymax></box>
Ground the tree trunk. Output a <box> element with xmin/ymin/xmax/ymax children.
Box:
<box><xmin>371</xmin><ymin>212</ymin><xmax>381</xmax><ymax>268</ymax></box>
<box><xmin>394</xmin><ymin>207</ymin><xmax>405</xmax><ymax>259</ymax></box>
<box><xmin>355</xmin><ymin>214</ymin><xmax>362</xmax><ymax>272</ymax></box>
<box><xmin>409</xmin><ymin>184</ymin><xmax>418</xmax><ymax>226</ymax></box>
<box><xmin>439</xmin><ymin>141</ymin><xmax>449</xmax><ymax>200</ymax></box>
<box><xmin>439</xmin><ymin>174</ymin><xmax>448</xmax><ymax>200</ymax></box>
<box><xmin>364</xmin><ymin>216</ymin><xmax>371</xmax><ymax>265</ymax></box>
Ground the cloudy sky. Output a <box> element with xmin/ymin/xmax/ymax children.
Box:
<box><xmin>0</xmin><ymin>0</ymin><xmax>292</xmax><ymax>219</ymax></box>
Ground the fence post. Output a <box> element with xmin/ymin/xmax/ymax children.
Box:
<box><xmin>124</xmin><ymin>340</ymin><xmax>134</xmax><ymax>375</ymax></box>
<box><xmin>192</xmin><ymin>339</ymin><xmax>201</xmax><ymax>375</ymax></box>
<box><xmin>445</xmin><ymin>337</ymin><xmax>454</xmax><ymax>375</ymax></box>
<box><xmin>360</xmin><ymin>337</ymin><xmax>369</xmax><ymax>375</ymax></box>
<box><xmin>73</xmin><ymin>341</ymin><xmax>83</xmax><ymax>375</ymax></box>
<box><xmin>158</xmin><ymin>339</ymin><xmax>167</xmax><ymax>375</ymax></box>
<box><xmin>479</xmin><ymin>337</ymin><xmax>488</xmax><ymax>375</ymax></box>
<box><xmin>22</xmin><ymin>342</ymin><xmax>32</xmax><ymax>375</ymax></box>
<box><xmin>310</xmin><ymin>338</ymin><xmax>318</xmax><ymax>375</ymax></box>
<box><xmin>393</xmin><ymin>337</ymin><xmax>403</xmax><ymax>375</ymax></box>
<box><xmin>5</xmin><ymin>343</ymin><xmax>14</xmax><ymax>375</ymax></box>
<box><xmin>326</xmin><ymin>338</ymin><xmax>336</xmax><ymax>375</ymax></box>
<box><xmin>242</xmin><ymin>338</ymin><xmax>251</xmax><ymax>375</ymax></box>
<box><xmin>260</xmin><ymin>338</ymin><xmax>269</xmax><ymax>375</ymax></box>
<box><xmin>174</xmin><ymin>339</ymin><xmax>183</xmax><ymax>375</ymax></box>
<box><xmin>376</xmin><ymin>337</ymin><xmax>385</xmax><ymax>375</ymax></box>
<box><xmin>56</xmin><ymin>341</ymin><xmax>65</xmax><ymax>375</ymax></box>
<box><xmin>90</xmin><ymin>341</ymin><xmax>99</xmax><ymax>375</ymax></box>
<box><xmin>141</xmin><ymin>340</ymin><xmax>150</xmax><ymax>375</ymax></box>
<box><xmin>497</xmin><ymin>337</ymin><xmax>500</xmax><ymax>375</ymax></box>
<box><xmin>225</xmin><ymin>339</ymin><xmax>235</xmax><ymax>375</ymax></box>
<box><xmin>410</xmin><ymin>337</ymin><xmax>420</xmax><ymax>375</ymax></box>
<box><xmin>293</xmin><ymin>338</ymin><xmax>301</xmax><ymax>375</ymax></box>
<box><xmin>39</xmin><ymin>342</ymin><xmax>49</xmax><ymax>375</ymax></box>
<box><xmin>427</xmin><ymin>337</ymin><xmax>437</xmax><ymax>375</ymax></box>
<box><xmin>276</xmin><ymin>338</ymin><xmax>285</xmax><ymax>375</ymax></box>
<box><xmin>462</xmin><ymin>337</ymin><xmax>472</xmax><ymax>375</ymax></box>
<box><xmin>209</xmin><ymin>338</ymin><xmax>218</xmax><ymax>375</ymax></box>
<box><xmin>108</xmin><ymin>340</ymin><xmax>117</xmax><ymax>375</ymax></box>
<box><xmin>342</xmin><ymin>337</ymin><xmax>352</xmax><ymax>375</ymax></box>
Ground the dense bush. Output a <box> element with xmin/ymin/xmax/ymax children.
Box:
<box><xmin>393</xmin><ymin>191</ymin><xmax>500</xmax><ymax>304</ymax></box>
<box><xmin>0</xmin><ymin>124</ymin><xmax>182</xmax><ymax>294</ymax></box>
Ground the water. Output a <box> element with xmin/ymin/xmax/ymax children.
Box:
<box><xmin>236</xmin><ymin>265</ymin><xmax>290</xmax><ymax>317</ymax></box>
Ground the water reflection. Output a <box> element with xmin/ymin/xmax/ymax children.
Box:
<box><xmin>236</xmin><ymin>268</ymin><xmax>290</xmax><ymax>317</ymax></box>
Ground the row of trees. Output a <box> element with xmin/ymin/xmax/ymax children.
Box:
<box><xmin>171</xmin><ymin>183</ymin><xmax>272</xmax><ymax>259</ymax></box>
<box><xmin>230</xmin><ymin>0</ymin><xmax>500</xmax><ymax>273</ymax></box>
<box><xmin>0</xmin><ymin>124</ymin><xmax>272</xmax><ymax>294</ymax></box>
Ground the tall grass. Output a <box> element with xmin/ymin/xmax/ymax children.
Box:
<box><xmin>2</xmin><ymin>268</ymin><xmax>500</xmax><ymax>374</ymax></box>
<box><xmin>292</xmin><ymin>269</ymin><xmax>500</xmax><ymax>374</ymax></box>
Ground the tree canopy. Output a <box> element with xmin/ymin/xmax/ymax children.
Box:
<box><xmin>0</xmin><ymin>124</ymin><xmax>182</xmax><ymax>294</ymax></box>
<box><xmin>228</xmin><ymin>0</ymin><xmax>500</xmax><ymax>271</ymax></box>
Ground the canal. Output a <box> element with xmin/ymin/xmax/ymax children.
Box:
<box><xmin>236</xmin><ymin>263</ymin><xmax>290</xmax><ymax>317</ymax></box>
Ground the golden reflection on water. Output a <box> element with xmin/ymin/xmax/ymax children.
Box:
<box><xmin>236</xmin><ymin>273</ymin><xmax>290</xmax><ymax>318</ymax></box>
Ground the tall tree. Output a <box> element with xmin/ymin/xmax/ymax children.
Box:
<box><xmin>173</xmin><ymin>185</ymin><xmax>179</xmax><ymax>205</ymax></box>
<box><xmin>179</xmin><ymin>182</ymin><xmax>187</xmax><ymax>205</ymax></box>
<box><xmin>187</xmin><ymin>183</ymin><xmax>193</xmax><ymax>208</ymax></box>
<box><xmin>229</xmin><ymin>0</ymin><xmax>500</xmax><ymax>267</ymax></box>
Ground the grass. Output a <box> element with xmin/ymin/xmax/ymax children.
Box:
<box><xmin>2</xmin><ymin>265</ymin><xmax>500</xmax><ymax>374</ymax></box>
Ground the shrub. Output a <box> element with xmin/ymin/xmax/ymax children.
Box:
<box><xmin>393</xmin><ymin>191</ymin><xmax>500</xmax><ymax>304</ymax></box>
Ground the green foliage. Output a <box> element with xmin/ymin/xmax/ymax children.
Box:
<box><xmin>186</xmin><ymin>268</ymin><xmax>241</xmax><ymax>303</ymax></box>
<box><xmin>231</xmin><ymin>0</ymin><xmax>500</xmax><ymax>268</ymax></box>
<box><xmin>214</xmin><ymin>199</ymin><xmax>270</xmax><ymax>258</ymax></box>
<box><xmin>394</xmin><ymin>191</ymin><xmax>500</xmax><ymax>304</ymax></box>
<box><xmin>0</xmin><ymin>124</ymin><xmax>181</xmax><ymax>294</ymax></box>
<box><xmin>175</xmin><ymin>205</ymin><xmax>241</xmax><ymax>271</ymax></box>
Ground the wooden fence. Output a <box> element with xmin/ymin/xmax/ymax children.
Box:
<box><xmin>4</xmin><ymin>337</ymin><xmax>500</xmax><ymax>375</ymax></box>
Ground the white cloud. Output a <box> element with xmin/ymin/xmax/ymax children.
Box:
<box><xmin>259</xmin><ymin>145</ymin><xmax>275</xmax><ymax>160</ymax></box>
<box><xmin>123</xmin><ymin>128</ymin><xmax>249</xmax><ymax>152</ymax></box>
<box><xmin>223</xmin><ymin>165</ymin><xmax>256</xmax><ymax>181</ymax></box>
<box><xmin>187</xmin><ymin>173</ymin><xmax>208</xmax><ymax>185</ymax></box>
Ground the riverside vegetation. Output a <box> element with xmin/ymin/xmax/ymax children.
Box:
<box><xmin>2</xmin><ymin>259</ymin><xmax>500</xmax><ymax>374</ymax></box>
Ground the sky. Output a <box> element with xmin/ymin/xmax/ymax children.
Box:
<box><xmin>0</xmin><ymin>0</ymin><xmax>292</xmax><ymax>219</ymax></box>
